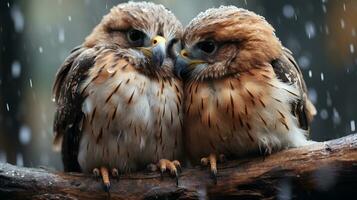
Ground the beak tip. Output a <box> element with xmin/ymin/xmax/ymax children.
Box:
<box><xmin>151</xmin><ymin>43</ymin><xmax>166</xmax><ymax>67</ymax></box>
<box><xmin>174</xmin><ymin>56</ymin><xmax>189</xmax><ymax>79</ymax></box>
<box><xmin>152</xmin><ymin>55</ymin><xmax>164</xmax><ymax>67</ymax></box>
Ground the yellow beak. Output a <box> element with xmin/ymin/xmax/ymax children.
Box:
<box><xmin>139</xmin><ymin>35</ymin><xmax>167</xmax><ymax>67</ymax></box>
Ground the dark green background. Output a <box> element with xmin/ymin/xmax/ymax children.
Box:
<box><xmin>0</xmin><ymin>0</ymin><xmax>356</xmax><ymax>170</ymax></box>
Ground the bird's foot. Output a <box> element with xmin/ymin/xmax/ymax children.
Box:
<box><xmin>201</xmin><ymin>153</ymin><xmax>225</xmax><ymax>184</ymax></box>
<box><xmin>111</xmin><ymin>168</ymin><xmax>120</xmax><ymax>181</ymax></box>
<box><xmin>92</xmin><ymin>167</ymin><xmax>118</xmax><ymax>192</ymax></box>
<box><xmin>148</xmin><ymin>159</ymin><xmax>181</xmax><ymax>186</ymax></box>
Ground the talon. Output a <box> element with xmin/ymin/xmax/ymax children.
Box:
<box><xmin>262</xmin><ymin>148</ymin><xmax>269</xmax><ymax>161</ymax></box>
<box><xmin>103</xmin><ymin>182</ymin><xmax>111</xmax><ymax>193</ymax></box>
<box><xmin>160</xmin><ymin>169</ymin><xmax>165</xmax><ymax>180</ymax></box>
<box><xmin>93</xmin><ymin>168</ymin><xmax>100</xmax><ymax>180</ymax></box>
<box><xmin>158</xmin><ymin>159</ymin><xmax>167</xmax><ymax>180</ymax></box>
<box><xmin>147</xmin><ymin>163</ymin><xmax>158</xmax><ymax>172</ymax></box>
<box><xmin>209</xmin><ymin>154</ymin><xmax>217</xmax><ymax>184</ymax></box>
<box><xmin>201</xmin><ymin>153</ymin><xmax>219</xmax><ymax>184</ymax></box>
<box><xmin>211</xmin><ymin>168</ymin><xmax>217</xmax><ymax>184</ymax></box>
<box><xmin>201</xmin><ymin>157</ymin><xmax>209</xmax><ymax>166</ymax></box>
<box><xmin>173</xmin><ymin>160</ymin><xmax>182</xmax><ymax>173</ymax></box>
<box><xmin>175</xmin><ymin>170</ymin><xmax>179</xmax><ymax>186</ymax></box>
<box><xmin>112</xmin><ymin>168</ymin><xmax>119</xmax><ymax>181</ymax></box>
<box><xmin>100</xmin><ymin>166</ymin><xmax>111</xmax><ymax>192</ymax></box>
<box><xmin>157</xmin><ymin>159</ymin><xmax>181</xmax><ymax>186</ymax></box>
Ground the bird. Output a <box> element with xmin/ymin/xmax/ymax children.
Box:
<box><xmin>174</xmin><ymin>6</ymin><xmax>316</xmax><ymax>183</ymax></box>
<box><xmin>52</xmin><ymin>2</ymin><xmax>184</xmax><ymax>191</ymax></box>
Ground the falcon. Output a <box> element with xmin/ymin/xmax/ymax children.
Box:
<box><xmin>174</xmin><ymin>6</ymin><xmax>316</xmax><ymax>182</ymax></box>
<box><xmin>53</xmin><ymin>2</ymin><xmax>183</xmax><ymax>190</ymax></box>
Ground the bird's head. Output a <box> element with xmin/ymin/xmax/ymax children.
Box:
<box><xmin>84</xmin><ymin>2</ymin><xmax>182</xmax><ymax>71</ymax></box>
<box><xmin>175</xmin><ymin>6</ymin><xmax>282</xmax><ymax>81</ymax></box>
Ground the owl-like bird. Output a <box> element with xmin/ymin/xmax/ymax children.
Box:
<box><xmin>175</xmin><ymin>6</ymin><xmax>316</xmax><ymax>182</ymax></box>
<box><xmin>53</xmin><ymin>2</ymin><xmax>183</xmax><ymax>190</ymax></box>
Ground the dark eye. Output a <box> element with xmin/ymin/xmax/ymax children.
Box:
<box><xmin>127</xmin><ymin>29</ymin><xmax>145</xmax><ymax>46</ymax></box>
<box><xmin>196</xmin><ymin>40</ymin><xmax>216</xmax><ymax>54</ymax></box>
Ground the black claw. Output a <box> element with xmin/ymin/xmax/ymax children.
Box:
<box><xmin>177</xmin><ymin>165</ymin><xmax>182</xmax><ymax>173</ymax></box>
<box><xmin>112</xmin><ymin>169</ymin><xmax>120</xmax><ymax>181</ymax></box>
<box><xmin>103</xmin><ymin>183</ymin><xmax>111</xmax><ymax>193</ymax></box>
<box><xmin>211</xmin><ymin>170</ymin><xmax>217</xmax><ymax>185</ymax></box>
<box><xmin>175</xmin><ymin>171</ymin><xmax>179</xmax><ymax>186</ymax></box>
<box><xmin>93</xmin><ymin>169</ymin><xmax>100</xmax><ymax>181</ymax></box>
<box><xmin>160</xmin><ymin>169</ymin><xmax>165</xmax><ymax>180</ymax></box>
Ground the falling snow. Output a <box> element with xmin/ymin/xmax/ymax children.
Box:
<box><xmin>323</xmin><ymin>26</ymin><xmax>329</xmax><ymax>35</ymax></box>
<box><xmin>351</xmin><ymin>120</ymin><xmax>356</xmax><ymax>132</ymax></box>
<box><xmin>29</xmin><ymin>79</ymin><xmax>33</xmax><ymax>88</ymax></box>
<box><xmin>11</xmin><ymin>60</ymin><xmax>21</xmax><ymax>78</ymax></box>
<box><xmin>58</xmin><ymin>27</ymin><xmax>65</xmax><ymax>43</ymax></box>
<box><xmin>10</xmin><ymin>5</ymin><xmax>24</xmax><ymax>33</ymax></box>
<box><xmin>19</xmin><ymin>125</ymin><xmax>32</xmax><ymax>145</ymax></box>
<box><xmin>298</xmin><ymin>56</ymin><xmax>310</xmax><ymax>69</ymax></box>
<box><xmin>320</xmin><ymin>109</ymin><xmax>329</xmax><ymax>120</ymax></box>
<box><xmin>322</xmin><ymin>5</ymin><xmax>327</xmax><ymax>13</ymax></box>
<box><xmin>332</xmin><ymin>108</ymin><xmax>341</xmax><ymax>125</ymax></box>
<box><xmin>320</xmin><ymin>73</ymin><xmax>324</xmax><ymax>81</ymax></box>
<box><xmin>340</xmin><ymin>19</ymin><xmax>345</xmax><ymax>29</ymax></box>
<box><xmin>16</xmin><ymin>153</ymin><xmax>24</xmax><ymax>166</ymax></box>
<box><xmin>305</xmin><ymin>22</ymin><xmax>316</xmax><ymax>39</ymax></box>
<box><xmin>326</xmin><ymin>92</ymin><xmax>332</xmax><ymax>107</ymax></box>
<box><xmin>282</xmin><ymin>5</ymin><xmax>295</xmax><ymax>19</ymax></box>
<box><xmin>308</xmin><ymin>88</ymin><xmax>318</xmax><ymax>104</ymax></box>
<box><xmin>350</xmin><ymin>44</ymin><xmax>355</xmax><ymax>53</ymax></box>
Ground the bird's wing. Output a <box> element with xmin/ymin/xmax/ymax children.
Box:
<box><xmin>53</xmin><ymin>46</ymin><xmax>97</xmax><ymax>172</ymax></box>
<box><xmin>271</xmin><ymin>47</ymin><xmax>316</xmax><ymax>132</ymax></box>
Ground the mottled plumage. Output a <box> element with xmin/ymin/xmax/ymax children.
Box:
<box><xmin>175</xmin><ymin>6</ymin><xmax>316</xmax><ymax>180</ymax></box>
<box><xmin>53</xmin><ymin>2</ymin><xmax>183</xmax><ymax>188</ymax></box>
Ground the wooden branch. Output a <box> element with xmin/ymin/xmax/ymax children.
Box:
<box><xmin>1</xmin><ymin>134</ymin><xmax>357</xmax><ymax>200</ymax></box>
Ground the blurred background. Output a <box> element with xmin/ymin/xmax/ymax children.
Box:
<box><xmin>0</xmin><ymin>0</ymin><xmax>356</xmax><ymax>170</ymax></box>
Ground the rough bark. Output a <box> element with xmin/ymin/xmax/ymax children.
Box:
<box><xmin>1</xmin><ymin>134</ymin><xmax>357</xmax><ymax>200</ymax></box>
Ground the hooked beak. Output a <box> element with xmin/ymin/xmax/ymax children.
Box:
<box><xmin>139</xmin><ymin>36</ymin><xmax>166</xmax><ymax>67</ymax></box>
<box><xmin>174</xmin><ymin>49</ymin><xmax>205</xmax><ymax>79</ymax></box>
<box><xmin>151</xmin><ymin>36</ymin><xmax>166</xmax><ymax>67</ymax></box>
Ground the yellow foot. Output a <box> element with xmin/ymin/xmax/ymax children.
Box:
<box><xmin>148</xmin><ymin>159</ymin><xmax>181</xmax><ymax>186</ymax></box>
<box><xmin>201</xmin><ymin>153</ymin><xmax>225</xmax><ymax>184</ymax></box>
<box><xmin>92</xmin><ymin>167</ymin><xmax>112</xmax><ymax>192</ymax></box>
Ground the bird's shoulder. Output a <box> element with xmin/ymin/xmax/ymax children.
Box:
<box><xmin>270</xmin><ymin>47</ymin><xmax>316</xmax><ymax>131</ymax></box>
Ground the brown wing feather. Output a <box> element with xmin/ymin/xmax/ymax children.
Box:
<box><xmin>53</xmin><ymin>46</ymin><xmax>97</xmax><ymax>172</ymax></box>
<box><xmin>271</xmin><ymin>47</ymin><xmax>316</xmax><ymax>132</ymax></box>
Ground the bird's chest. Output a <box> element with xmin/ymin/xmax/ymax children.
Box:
<box><xmin>184</xmin><ymin>69</ymin><xmax>298</xmax><ymax>159</ymax></box>
<box><xmin>77</xmin><ymin>62</ymin><xmax>183</xmax><ymax>172</ymax></box>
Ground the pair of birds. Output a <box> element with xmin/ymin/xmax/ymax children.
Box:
<box><xmin>53</xmin><ymin>2</ymin><xmax>316</xmax><ymax>190</ymax></box>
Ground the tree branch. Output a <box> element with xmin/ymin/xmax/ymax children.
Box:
<box><xmin>1</xmin><ymin>134</ymin><xmax>357</xmax><ymax>200</ymax></box>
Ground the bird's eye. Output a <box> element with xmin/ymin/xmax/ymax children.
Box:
<box><xmin>196</xmin><ymin>41</ymin><xmax>217</xmax><ymax>54</ymax></box>
<box><xmin>127</xmin><ymin>29</ymin><xmax>145</xmax><ymax>46</ymax></box>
